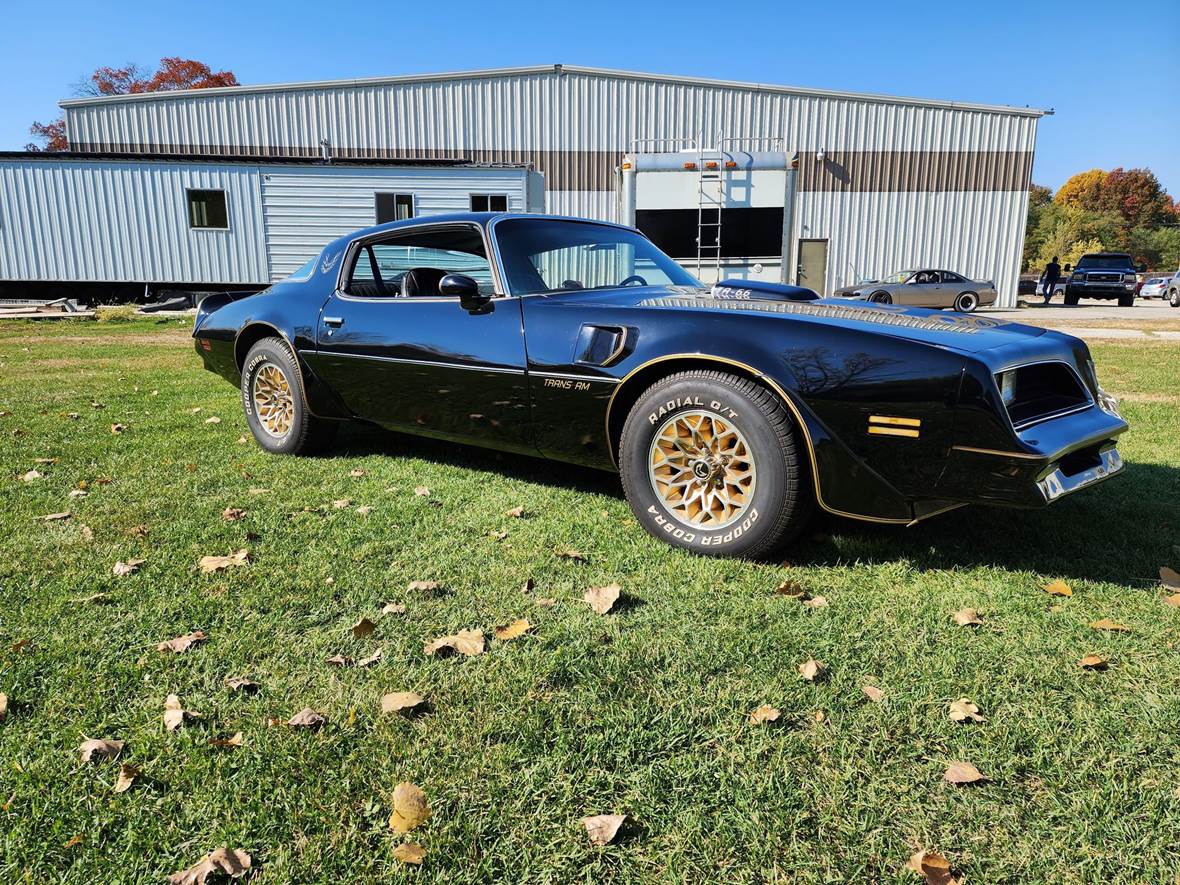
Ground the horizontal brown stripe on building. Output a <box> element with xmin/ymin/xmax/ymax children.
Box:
<box><xmin>69</xmin><ymin>142</ymin><xmax>1033</xmax><ymax>193</ymax></box>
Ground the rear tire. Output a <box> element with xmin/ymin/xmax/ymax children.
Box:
<box><xmin>241</xmin><ymin>338</ymin><xmax>338</xmax><ymax>455</ymax></box>
<box><xmin>619</xmin><ymin>370</ymin><xmax>813</xmax><ymax>559</ymax></box>
<box><xmin>1170</xmin><ymin>288</ymin><xmax>1180</xmax><ymax>308</ymax></box>
<box><xmin>953</xmin><ymin>291</ymin><xmax>979</xmax><ymax>312</ymax></box>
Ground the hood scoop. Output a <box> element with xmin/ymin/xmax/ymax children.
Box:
<box><xmin>710</xmin><ymin>279</ymin><xmax>820</xmax><ymax>302</ymax></box>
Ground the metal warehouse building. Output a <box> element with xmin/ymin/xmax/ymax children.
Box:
<box><xmin>7</xmin><ymin>64</ymin><xmax>1045</xmax><ymax>305</ymax></box>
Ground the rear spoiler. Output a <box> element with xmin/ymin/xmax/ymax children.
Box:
<box><xmin>193</xmin><ymin>289</ymin><xmax>261</xmax><ymax>332</ymax></box>
<box><xmin>712</xmin><ymin>279</ymin><xmax>819</xmax><ymax>302</ymax></box>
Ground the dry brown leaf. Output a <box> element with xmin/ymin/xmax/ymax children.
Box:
<box><xmin>209</xmin><ymin>732</ymin><xmax>244</xmax><ymax>749</ymax></box>
<box><xmin>494</xmin><ymin>618</ymin><xmax>533</xmax><ymax>641</ymax></box>
<box><xmin>79</xmin><ymin>737</ymin><xmax>124</xmax><ymax>762</ymax></box>
<box><xmin>288</xmin><ymin>708</ymin><xmax>326</xmax><ymax>729</ymax></box>
<box><xmin>392</xmin><ymin>842</ymin><xmax>425</xmax><ymax>865</ymax></box>
<box><xmin>356</xmin><ymin>505</ymin><xmax>372</xmax><ymax>515</ymax></box>
<box><xmin>11</xmin><ymin>639</ymin><xmax>30</xmax><ymax>653</ymax></box>
<box><xmin>1090</xmin><ymin>618</ymin><xmax>1130</xmax><ymax>633</ymax></box>
<box><xmin>952</xmin><ymin>608</ymin><xmax>983</xmax><ymax>627</ymax></box>
<box><xmin>773</xmin><ymin>579</ymin><xmax>808</xmax><ymax>598</ymax></box>
<box><xmin>349</xmin><ymin>468</ymin><xmax>366</xmax><ymax>477</ymax></box>
<box><xmin>1043</xmin><ymin>580</ymin><xmax>1073</xmax><ymax>597</ymax></box>
<box><xmin>204</xmin><ymin>416</ymin><xmax>221</xmax><ymax>425</ymax></box>
<box><xmin>749</xmin><ymin>704</ymin><xmax>781</xmax><ymax>725</ymax></box>
<box><xmin>423</xmin><ymin>629</ymin><xmax>485</xmax><ymax>657</ymax></box>
<box><xmin>21</xmin><ymin>469</ymin><xmax>42</xmax><ymax>482</ymax></box>
<box><xmin>332</xmin><ymin>498</ymin><xmax>352</xmax><ymax>509</ymax></box>
<box><xmin>0</xmin><ymin>692</ymin><xmax>7</xmax><ymax>722</ymax></box>
<box><xmin>163</xmin><ymin>694</ymin><xmax>203</xmax><ymax>731</ymax></box>
<box><xmin>221</xmin><ymin>507</ymin><xmax>246</xmax><ymax>521</ymax></box>
<box><xmin>113</xmin><ymin>559</ymin><xmax>144</xmax><ymax>577</ymax></box>
<box><xmin>357</xmin><ymin>647</ymin><xmax>383</xmax><ymax>668</ymax></box>
<box><xmin>584</xmin><ymin>583</ymin><xmax>621</xmax><ymax>615</ymax></box>
<box><xmin>413</xmin><ymin>486</ymin><xmax>431</xmax><ymax>497</ymax></box>
<box><xmin>40</xmin><ymin>512</ymin><xmax>71</xmax><ymax>522</ymax></box>
<box><xmin>505</xmin><ymin>505</ymin><xmax>526</xmax><ymax>518</ymax></box>
<box><xmin>381</xmin><ymin>692</ymin><xmax>425</xmax><ymax>715</ymax></box>
<box><xmin>167</xmin><ymin>848</ymin><xmax>252</xmax><ymax>885</ymax></box>
<box><xmin>226</xmin><ymin>677</ymin><xmax>260</xmax><ymax>693</ymax></box>
<box><xmin>1078</xmin><ymin>653</ymin><xmax>1109</xmax><ymax>670</ymax></box>
<box><xmin>408</xmin><ymin>580</ymin><xmax>442</xmax><ymax>594</ymax></box>
<box><xmin>62</xmin><ymin>834</ymin><xmax>82</xmax><ymax>848</ymax></box>
<box><xmin>948</xmin><ymin>697</ymin><xmax>985</xmax><ymax>723</ymax></box>
<box><xmin>69</xmin><ymin>488</ymin><xmax>88</xmax><ymax>498</ymax></box>
<box><xmin>34</xmin><ymin>456</ymin><xmax>59</xmax><ymax>464</ymax></box>
<box><xmin>157</xmin><ymin>630</ymin><xmax>207</xmax><ymax>654</ymax></box>
<box><xmin>862</xmin><ymin>684</ymin><xmax>885</xmax><ymax>702</ymax></box>
<box><xmin>802</xmin><ymin>595</ymin><xmax>829</xmax><ymax>608</ymax></box>
<box><xmin>352</xmin><ymin>617</ymin><xmax>377</xmax><ymax>638</ymax></box>
<box><xmin>325</xmin><ymin>654</ymin><xmax>353</xmax><ymax>667</ymax></box>
<box><xmin>79</xmin><ymin>525</ymin><xmax>94</xmax><ymax>542</ymax></box>
<box><xmin>388</xmin><ymin>782</ymin><xmax>432</xmax><ymax>833</ymax></box>
<box><xmin>114</xmin><ymin>763</ymin><xmax>140</xmax><ymax>794</ymax></box>
<box><xmin>128</xmin><ymin>524</ymin><xmax>149</xmax><ymax>538</ymax></box>
<box><xmin>906</xmin><ymin>850</ymin><xmax>960</xmax><ymax>885</ymax></box>
<box><xmin>198</xmin><ymin>549</ymin><xmax>250</xmax><ymax>574</ymax></box>
<box><xmin>581</xmin><ymin>813</ymin><xmax>626</xmax><ymax>846</ymax></box>
<box><xmin>1164</xmin><ymin>594</ymin><xmax>1180</xmax><ymax>609</ymax></box>
<box><xmin>1160</xmin><ymin>566</ymin><xmax>1180</xmax><ymax>589</ymax></box>
<box><xmin>557</xmin><ymin>548</ymin><xmax>588</xmax><ymax>563</ymax></box>
<box><xmin>943</xmin><ymin>760</ymin><xmax>986</xmax><ymax>785</ymax></box>
<box><xmin>110</xmin><ymin>423</ymin><xmax>127</xmax><ymax>434</ymax></box>
<box><xmin>536</xmin><ymin>597</ymin><xmax>556</xmax><ymax>607</ymax></box>
<box><xmin>489</xmin><ymin>529</ymin><xmax>508</xmax><ymax>541</ymax></box>
<box><xmin>798</xmin><ymin>659</ymin><xmax>826</xmax><ymax>682</ymax></box>
<box><xmin>382</xmin><ymin>603</ymin><xmax>406</xmax><ymax>615</ymax></box>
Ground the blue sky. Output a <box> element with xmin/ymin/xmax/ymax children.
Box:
<box><xmin>2</xmin><ymin>0</ymin><xmax>1177</xmax><ymax>194</ymax></box>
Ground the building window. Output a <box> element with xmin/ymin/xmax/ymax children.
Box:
<box><xmin>470</xmin><ymin>194</ymin><xmax>508</xmax><ymax>213</ymax></box>
<box><xmin>186</xmin><ymin>189</ymin><xmax>228</xmax><ymax>229</ymax></box>
<box><xmin>376</xmin><ymin>193</ymin><xmax>415</xmax><ymax>224</ymax></box>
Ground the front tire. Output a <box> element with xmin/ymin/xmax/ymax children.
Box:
<box><xmin>619</xmin><ymin>370</ymin><xmax>813</xmax><ymax>558</ymax></box>
<box><xmin>953</xmin><ymin>291</ymin><xmax>979</xmax><ymax>312</ymax></box>
<box><xmin>1118</xmin><ymin>291</ymin><xmax>1135</xmax><ymax>308</ymax></box>
<box><xmin>241</xmin><ymin>338</ymin><xmax>338</xmax><ymax>455</ymax></box>
<box><xmin>1064</xmin><ymin>288</ymin><xmax>1081</xmax><ymax>306</ymax></box>
<box><xmin>1170</xmin><ymin>288</ymin><xmax>1179</xmax><ymax>308</ymax></box>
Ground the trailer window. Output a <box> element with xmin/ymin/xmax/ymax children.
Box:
<box><xmin>375</xmin><ymin>193</ymin><xmax>415</xmax><ymax>224</ymax></box>
<box><xmin>635</xmin><ymin>207</ymin><xmax>785</xmax><ymax>259</ymax></box>
<box><xmin>471</xmin><ymin>194</ymin><xmax>508</xmax><ymax>213</ymax></box>
<box><xmin>187</xmin><ymin>189</ymin><xmax>228</xmax><ymax>229</ymax></box>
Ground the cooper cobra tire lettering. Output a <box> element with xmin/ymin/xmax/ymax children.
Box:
<box><xmin>240</xmin><ymin>338</ymin><xmax>338</xmax><ymax>457</ymax></box>
<box><xmin>620</xmin><ymin>371</ymin><xmax>813</xmax><ymax>559</ymax></box>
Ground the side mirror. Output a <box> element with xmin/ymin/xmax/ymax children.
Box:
<box><xmin>1063</xmin><ymin>264</ymin><xmax>1071</xmax><ymax>272</ymax></box>
<box><xmin>1137</xmin><ymin>263</ymin><xmax>1147</xmax><ymax>273</ymax></box>
<box><xmin>440</xmin><ymin>274</ymin><xmax>492</xmax><ymax>312</ymax></box>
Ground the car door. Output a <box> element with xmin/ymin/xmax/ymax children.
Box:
<box><xmin>303</xmin><ymin>221</ymin><xmax>534</xmax><ymax>455</ymax></box>
<box><xmin>909</xmin><ymin>270</ymin><xmax>943</xmax><ymax>307</ymax></box>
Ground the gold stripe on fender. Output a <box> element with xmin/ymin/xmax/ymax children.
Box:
<box><xmin>868</xmin><ymin>415</ymin><xmax>922</xmax><ymax>428</ymax></box>
<box><xmin>868</xmin><ymin>425</ymin><xmax>921</xmax><ymax>438</ymax></box>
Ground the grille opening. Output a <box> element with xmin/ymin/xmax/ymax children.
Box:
<box><xmin>1057</xmin><ymin>445</ymin><xmax>1103</xmax><ymax>478</ymax></box>
<box><xmin>1001</xmin><ymin>363</ymin><xmax>1090</xmax><ymax>428</ymax></box>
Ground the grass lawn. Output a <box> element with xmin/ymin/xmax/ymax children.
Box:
<box><xmin>2</xmin><ymin>318</ymin><xmax>1178</xmax><ymax>883</ymax></box>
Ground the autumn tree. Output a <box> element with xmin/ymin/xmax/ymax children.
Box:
<box><xmin>26</xmin><ymin>57</ymin><xmax>239</xmax><ymax>151</ymax></box>
<box><xmin>1097</xmin><ymin>167</ymin><xmax>1172</xmax><ymax>228</ymax></box>
<box><xmin>1054</xmin><ymin>169</ymin><xmax>1106</xmax><ymax>210</ymax></box>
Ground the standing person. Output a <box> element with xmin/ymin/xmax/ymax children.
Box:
<box><xmin>1041</xmin><ymin>256</ymin><xmax>1061</xmax><ymax>304</ymax></box>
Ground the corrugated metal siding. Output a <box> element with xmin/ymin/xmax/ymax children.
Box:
<box><xmin>0</xmin><ymin>158</ymin><xmax>267</xmax><ymax>284</ymax></box>
<box><xmin>260</xmin><ymin>165</ymin><xmax>528</xmax><ymax>278</ymax></box>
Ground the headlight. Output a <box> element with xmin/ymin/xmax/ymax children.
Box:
<box><xmin>998</xmin><ymin>370</ymin><xmax>1017</xmax><ymax>406</ymax></box>
<box><xmin>1123</xmin><ymin>273</ymin><xmax>1136</xmax><ymax>282</ymax></box>
<box><xmin>1071</xmin><ymin>272</ymin><xmax>1085</xmax><ymax>280</ymax></box>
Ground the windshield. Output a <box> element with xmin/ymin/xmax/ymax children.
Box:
<box><xmin>494</xmin><ymin>218</ymin><xmax>700</xmax><ymax>295</ymax></box>
<box><xmin>877</xmin><ymin>270</ymin><xmax>915</xmax><ymax>284</ymax></box>
<box><xmin>1076</xmin><ymin>255</ymin><xmax>1133</xmax><ymax>270</ymax></box>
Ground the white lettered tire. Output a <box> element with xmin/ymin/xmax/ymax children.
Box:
<box><xmin>241</xmin><ymin>338</ymin><xmax>337</xmax><ymax>455</ymax></box>
<box><xmin>619</xmin><ymin>370</ymin><xmax>813</xmax><ymax>558</ymax></box>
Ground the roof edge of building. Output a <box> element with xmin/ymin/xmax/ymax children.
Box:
<box><xmin>0</xmin><ymin>150</ymin><xmax>535</xmax><ymax>169</ymax></box>
<box><xmin>58</xmin><ymin>63</ymin><xmax>1051</xmax><ymax>118</ymax></box>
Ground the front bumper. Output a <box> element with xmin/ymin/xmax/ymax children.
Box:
<box><xmin>1066</xmin><ymin>282</ymin><xmax>1135</xmax><ymax>299</ymax></box>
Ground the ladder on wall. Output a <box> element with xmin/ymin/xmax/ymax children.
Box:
<box><xmin>695</xmin><ymin>146</ymin><xmax>725</xmax><ymax>281</ymax></box>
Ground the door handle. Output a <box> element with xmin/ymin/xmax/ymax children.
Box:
<box><xmin>323</xmin><ymin>316</ymin><xmax>344</xmax><ymax>327</ymax></box>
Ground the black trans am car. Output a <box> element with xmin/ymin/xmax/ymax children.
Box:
<box><xmin>193</xmin><ymin>213</ymin><xmax>1128</xmax><ymax>558</ymax></box>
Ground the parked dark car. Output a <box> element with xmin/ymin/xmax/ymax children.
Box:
<box><xmin>1064</xmin><ymin>253</ymin><xmax>1145</xmax><ymax>306</ymax></box>
<box><xmin>193</xmin><ymin>213</ymin><xmax>1128</xmax><ymax>558</ymax></box>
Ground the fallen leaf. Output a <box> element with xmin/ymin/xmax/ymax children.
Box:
<box><xmin>40</xmin><ymin>512</ymin><xmax>71</xmax><ymax>522</ymax></box>
<box><xmin>382</xmin><ymin>603</ymin><xmax>406</xmax><ymax>615</ymax></box>
<box><xmin>948</xmin><ymin>697</ymin><xmax>985</xmax><ymax>723</ymax></box>
<box><xmin>221</xmin><ymin>507</ymin><xmax>246</xmax><ymax>521</ymax></box>
<box><xmin>408</xmin><ymin>580</ymin><xmax>442</xmax><ymax>594</ymax></box>
<box><xmin>392</xmin><ymin>842</ymin><xmax>425</xmax><ymax>865</ymax></box>
<box><xmin>157</xmin><ymin>630</ymin><xmax>207</xmax><ymax>654</ymax></box>
<box><xmin>128</xmin><ymin>524</ymin><xmax>149</xmax><ymax>538</ymax></box>
<box><xmin>356</xmin><ymin>505</ymin><xmax>373</xmax><ymax>515</ymax></box>
<box><xmin>79</xmin><ymin>737</ymin><xmax>124</xmax><ymax>762</ymax></box>
<box><xmin>198</xmin><ymin>549</ymin><xmax>250</xmax><ymax>574</ymax></box>
<box><xmin>1160</xmin><ymin>566</ymin><xmax>1180</xmax><ymax>589</ymax></box>
<box><xmin>558</xmin><ymin>548</ymin><xmax>588</xmax><ymax>563</ymax></box>
<box><xmin>167</xmin><ymin>848</ymin><xmax>252</xmax><ymax>885</ymax></box>
<box><xmin>79</xmin><ymin>525</ymin><xmax>94</xmax><ymax>542</ymax></box>
<box><xmin>423</xmin><ymin>629</ymin><xmax>485</xmax><ymax>657</ymax></box>
<box><xmin>862</xmin><ymin>684</ymin><xmax>885</xmax><ymax>702</ymax></box>
<box><xmin>204</xmin><ymin>416</ymin><xmax>221</xmax><ymax>425</ymax></box>
<box><xmin>388</xmin><ymin>782</ymin><xmax>431</xmax><ymax>833</ymax></box>
<box><xmin>413</xmin><ymin>486</ymin><xmax>431</xmax><ymax>497</ymax></box>
<box><xmin>114</xmin><ymin>763</ymin><xmax>140</xmax><ymax>793</ymax></box>
<box><xmin>332</xmin><ymin>498</ymin><xmax>352</xmax><ymax>509</ymax></box>
<box><xmin>489</xmin><ymin>529</ymin><xmax>508</xmax><ymax>541</ymax></box>
<box><xmin>749</xmin><ymin>704</ymin><xmax>780</xmax><ymax>725</ymax></box>
<box><xmin>69</xmin><ymin>489</ymin><xmax>88</xmax><ymax>498</ymax></box>
<box><xmin>110</xmin><ymin>423</ymin><xmax>127</xmax><ymax>434</ymax></box>
<box><xmin>813</xmin><ymin>710</ymin><xmax>825</xmax><ymax>723</ymax></box>
<box><xmin>11</xmin><ymin>639</ymin><xmax>30</xmax><ymax>653</ymax></box>
<box><xmin>288</xmin><ymin>708</ymin><xmax>326</xmax><ymax>729</ymax></box>
<box><xmin>773</xmin><ymin>579</ymin><xmax>807</xmax><ymax>598</ymax></box>
<box><xmin>1090</xmin><ymin>618</ymin><xmax>1130</xmax><ymax>633</ymax></box>
<box><xmin>584</xmin><ymin>583</ymin><xmax>621</xmax><ymax>615</ymax></box>
<box><xmin>1078</xmin><ymin>653</ymin><xmax>1109</xmax><ymax>670</ymax></box>
<box><xmin>357</xmin><ymin>647</ymin><xmax>383</xmax><ymax>668</ymax></box>
<box><xmin>236</xmin><ymin>435</ymin><xmax>248</xmax><ymax>444</ymax></box>
<box><xmin>952</xmin><ymin>608</ymin><xmax>983</xmax><ymax>627</ymax></box>
<box><xmin>505</xmin><ymin>506</ymin><xmax>525</xmax><ymax>518</ymax></box>
<box><xmin>349</xmin><ymin>468</ymin><xmax>366</xmax><ymax>477</ymax></box>
<box><xmin>352</xmin><ymin>616</ymin><xmax>377</xmax><ymax>638</ymax></box>
<box><xmin>798</xmin><ymin>659</ymin><xmax>826</xmax><ymax>682</ymax></box>
<box><xmin>906</xmin><ymin>849</ymin><xmax>960</xmax><ymax>885</ymax></box>
<box><xmin>113</xmin><ymin>559</ymin><xmax>145</xmax><ymax>577</ymax></box>
<box><xmin>381</xmin><ymin>692</ymin><xmax>426</xmax><ymax>714</ymax></box>
<box><xmin>191</xmin><ymin>407</ymin><xmax>202</xmax><ymax>414</ymax></box>
<box><xmin>802</xmin><ymin>595</ymin><xmax>829</xmax><ymax>608</ymax></box>
<box><xmin>494</xmin><ymin>618</ymin><xmax>533</xmax><ymax>640</ymax></box>
<box><xmin>208</xmin><ymin>732</ymin><xmax>244</xmax><ymax>749</ymax></box>
<box><xmin>581</xmin><ymin>813</ymin><xmax>626</xmax><ymax>846</ymax></box>
<box><xmin>66</xmin><ymin>412</ymin><xmax>79</xmax><ymax>420</ymax></box>
<box><xmin>34</xmin><ymin>457</ymin><xmax>59</xmax><ymax>465</ymax></box>
<box><xmin>1043</xmin><ymin>580</ymin><xmax>1073</xmax><ymax>597</ymax></box>
<box><xmin>1164</xmin><ymin>594</ymin><xmax>1180</xmax><ymax>609</ymax></box>
<box><xmin>325</xmin><ymin>654</ymin><xmax>353</xmax><ymax>667</ymax></box>
<box><xmin>163</xmin><ymin>694</ymin><xmax>203</xmax><ymax>731</ymax></box>
<box><xmin>22</xmin><ymin>469</ymin><xmax>42</xmax><ymax>482</ymax></box>
<box><xmin>943</xmin><ymin>760</ymin><xmax>986</xmax><ymax>785</ymax></box>
<box><xmin>63</xmin><ymin>834</ymin><xmax>82</xmax><ymax>849</ymax></box>
<box><xmin>536</xmin><ymin>597</ymin><xmax>556</xmax><ymax>607</ymax></box>
<box><xmin>0</xmin><ymin>692</ymin><xmax>7</xmax><ymax>722</ymax></box>
<box><xmin>248</xmin><ymin>488</ymin><xmax>269</xmax><ymax>495</ymax></box>
<box><xmin>226</xmin><ymin>678</ymin><xmax>260</xmax><ymax>693</ymax></box>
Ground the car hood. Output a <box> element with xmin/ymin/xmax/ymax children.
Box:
<box><xmin>566</xmin><ymin>284</ymin><xmax>1047</xmax><ymax>355</ymax></box>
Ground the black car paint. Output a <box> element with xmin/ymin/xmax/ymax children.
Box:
<box><xmin>193</xmin><ymin>213</ymin><xmax>1128</xmax><ymax>526</ymax></box>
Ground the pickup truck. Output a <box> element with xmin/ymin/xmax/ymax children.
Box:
<box><xmin>1064</xmin><ymin>253</ymin><xmax>1146</xmax><ymax>307</ymax></box>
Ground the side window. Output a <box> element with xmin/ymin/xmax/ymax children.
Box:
<box><xmin>470</xmin><ymin>194</ymin><xmax>509</xmax><ymax>213</ymax></box>
<box><xmin>345</xmin><ymin>227</ymin><xmax>495</xmax><ymax>298</ymax></box>
<box><xmin>942</xmin><ymin>271</ymin><xmax>964</xmax><ymax>283</ymax></box>
<box><xmin>187</xmin><ymin>189</ymin><xmax>228</xmax><ymax>229</ymax></box>
<box><xmin>375</xmin><ymin>193</ymin><xmax>415</xmax><ymax>224</ymax></box>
